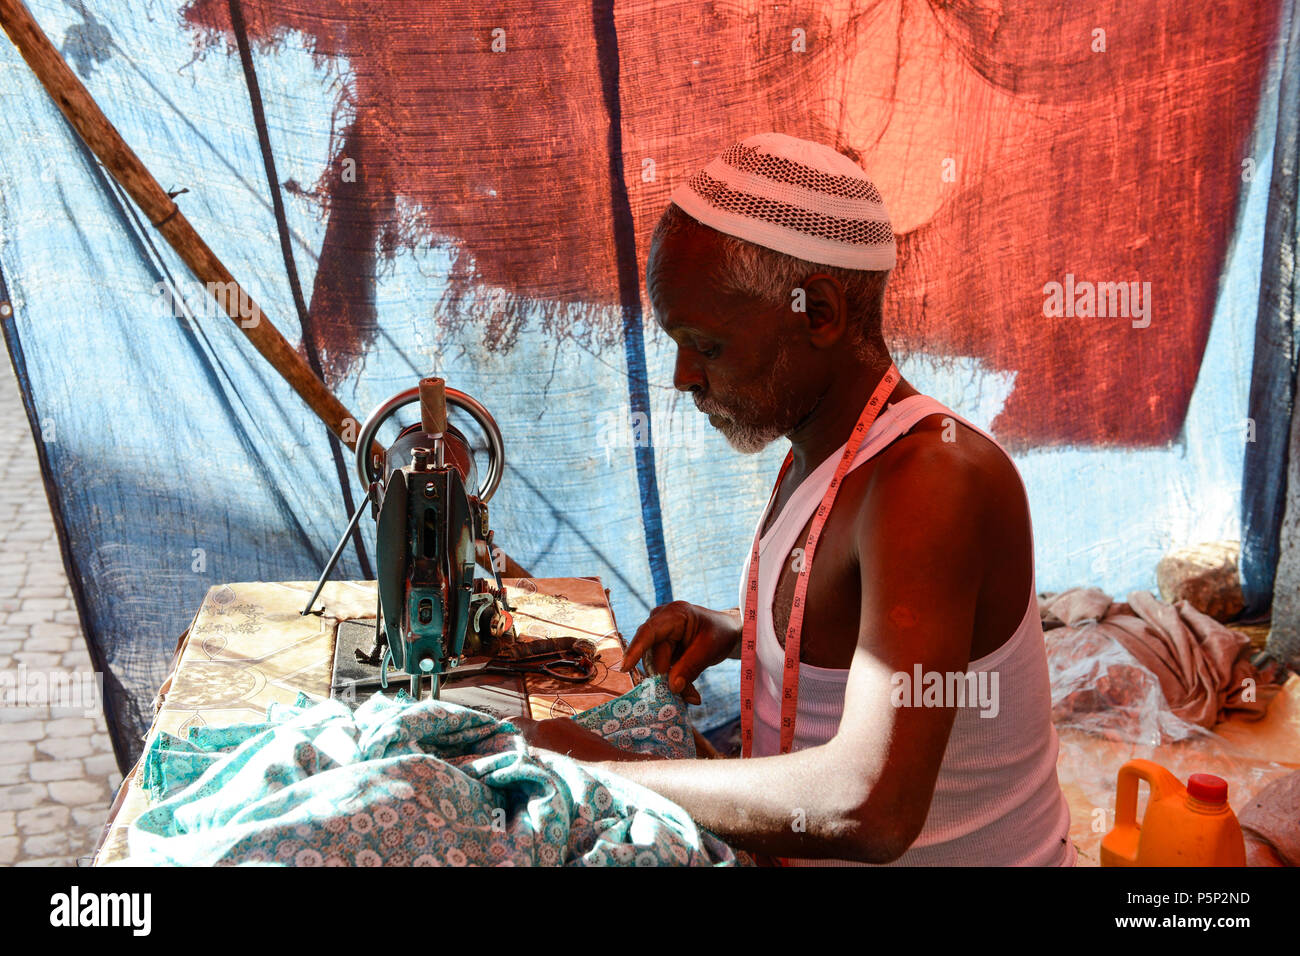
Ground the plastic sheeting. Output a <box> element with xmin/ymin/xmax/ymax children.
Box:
<box><xmin>1042</xmin><ymin>588</ymin><xmax>1279</xmax><ymax>745</ymax></box>
<box><xmin>0</xmin><ymin>0</ymin><xmax>1295</xmax><ymax>768</ymax></box>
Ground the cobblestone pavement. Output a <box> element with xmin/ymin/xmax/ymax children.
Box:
<box><xmin>0</xmin><ymin>357</ymin><xmax>121</xmax><ymax>866</ymax></box>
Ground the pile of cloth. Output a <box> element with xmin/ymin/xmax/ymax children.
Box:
<box><xmin>120</xmin><ymin>676</ymin><xmax>743</xmax><ymax>866</ymax></box>
<box><xmin>1041</xmin><ymin>587</ymin><xmax>1282</xmax><ymax>744</ymax></box>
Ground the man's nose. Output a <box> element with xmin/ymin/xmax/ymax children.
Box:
<box><xmin>673</xmin><ymin>349</ymin><xmax>705</xmax><ymax>394</ymax></box>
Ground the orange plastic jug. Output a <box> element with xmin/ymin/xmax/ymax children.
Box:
<box><xmin>1101</xmin><ymin>759</ymin><xmax>1246</xmax><ymax>866</ymax></box>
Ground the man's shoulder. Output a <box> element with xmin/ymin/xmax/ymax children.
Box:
<box><xmin>873</xmin><ymin>408</ymin><xmax>1008</xmax><ymax>485</ymax></box>
<box><xmin>852</xmin><ymin>409</ymin><xmax>1019</xmax><ymax>532</ymax></box>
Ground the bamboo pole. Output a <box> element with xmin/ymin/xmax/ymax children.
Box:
<box><xmin>0</xmin><ymin>0</ymin><xmax>382</xmax><ymax>466</ymax></box>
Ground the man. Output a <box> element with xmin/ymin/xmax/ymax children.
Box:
<box><xmin>516</xmin><ymin>132</ymin><xmax>1074</xmax><ymax>865</ymax></box>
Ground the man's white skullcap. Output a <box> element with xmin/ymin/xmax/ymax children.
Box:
<box><xmin>669</xmin><ymin>132</ymin><xmax>896</xmax><ymax>270</ymax></box>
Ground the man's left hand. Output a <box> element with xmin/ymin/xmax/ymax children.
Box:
<box><xmin>510</xmin><ymin>715</ymin><xmax>635</xmax><ymax>762</ymax></box>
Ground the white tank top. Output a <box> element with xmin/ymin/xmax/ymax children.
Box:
<box><xmin>739</xmin><ymin>394</ymin><xmax>1075</xmax><ymax>866</ymax></box>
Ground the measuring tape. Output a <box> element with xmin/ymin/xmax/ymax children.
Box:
<box><xmin>740</xmin><ymin>364</ymin><xmax>900</xmax><ymax>757</ymax></box>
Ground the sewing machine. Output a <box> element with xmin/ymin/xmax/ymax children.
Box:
<box><xmin>91</xmin><ymin>379</ymin><xmax>625</xmax><ymax>862</ymax></box>
<box><xmin>303</xmin><ymin>377</ymin><xmax>594</xmax><ymax>701</ymax></box>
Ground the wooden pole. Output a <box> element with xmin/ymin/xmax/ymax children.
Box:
<box><xmin>0</xmin><ymin>0</ymin><xmax>382</xmax><ymax>466</ymax></box>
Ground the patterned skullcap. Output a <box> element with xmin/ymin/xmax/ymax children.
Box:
<box><xmin>669</xmin><ymin>132</ymin><xmax>896</xmax><ymax>270</ymax></box>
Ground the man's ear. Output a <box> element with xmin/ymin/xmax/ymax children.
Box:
<box><xmin>797</xmin><ymin>273</ymin><xmax>850</xmax><ymax>348</ymax></box>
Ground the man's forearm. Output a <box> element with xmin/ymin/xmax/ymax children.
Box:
<box><xmin>589</xmin><ymin>743</ymin><xmax>892</xmax><ymax>861</ymax></box>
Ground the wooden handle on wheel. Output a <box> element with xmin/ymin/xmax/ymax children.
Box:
<box><xmin>420</xmin><ymin>377</ymin><xmax>448</xmax><ymax>435</ymax></box>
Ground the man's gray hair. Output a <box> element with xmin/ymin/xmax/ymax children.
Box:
<box><xmin>650</xmin><ymin>202</ymin><xmax>891</xmax><ymax>349</ymax></box>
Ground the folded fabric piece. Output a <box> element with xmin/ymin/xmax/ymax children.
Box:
<box><xmin>122</xmin><ymin>676</ymin><xmax>740</xmax><ymax>866</ymax></box>
<box><xmin>571</xmin><ymin>675</ymin><xmax>696</xmax><ymax>758</ymax></box>
<box><xmin>1041</xmin><ymin>587</ymin><xmax>1277</xmax><ymax>743</ymax></box>
<box><xmin>1239</xmin><ymin>770</ymin><xmax>1300</xmax><ymax>866</ymax></box>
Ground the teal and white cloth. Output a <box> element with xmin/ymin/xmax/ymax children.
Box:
<box><xmin>122</xmin><ymin>676</ymin><xmax>742</xmax><ymax>866</ymax></box>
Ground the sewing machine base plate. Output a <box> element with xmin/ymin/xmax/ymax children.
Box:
<box><xmin>331</xmin><ymin>619</ymin><xmax>528</xmax><ymax>720</ymax></box>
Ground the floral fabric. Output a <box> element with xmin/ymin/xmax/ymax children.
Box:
<box><xmin>123</xmin><ymin>676</ymin><xmax>740</xmax><ymax>866</ymax></box>
<box><xmin>571</xmin><ymin>673</ymin><xmax>696</xmax><ymax>758</ymax></box>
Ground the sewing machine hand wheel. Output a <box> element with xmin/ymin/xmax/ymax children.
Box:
<box><xmin>354</xmin><ymin>383</ymin><xmax>505</xmax><ymax>501</ymax></box>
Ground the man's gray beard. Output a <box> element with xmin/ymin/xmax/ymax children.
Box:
<box><xmin>697</xmin><ymin>345</ymin><xmax>810</xmax><ymax>454</ymax></box>
<box><xmin>713</xmin><ymin>415</ymin><xmax>789</xmax><ymax>454</ymax></box>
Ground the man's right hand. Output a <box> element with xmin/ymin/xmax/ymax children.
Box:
<box><xmin>620</xmin><ymin>602</ymin><xmax>742</xmax><ymax>705</ymax></box>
